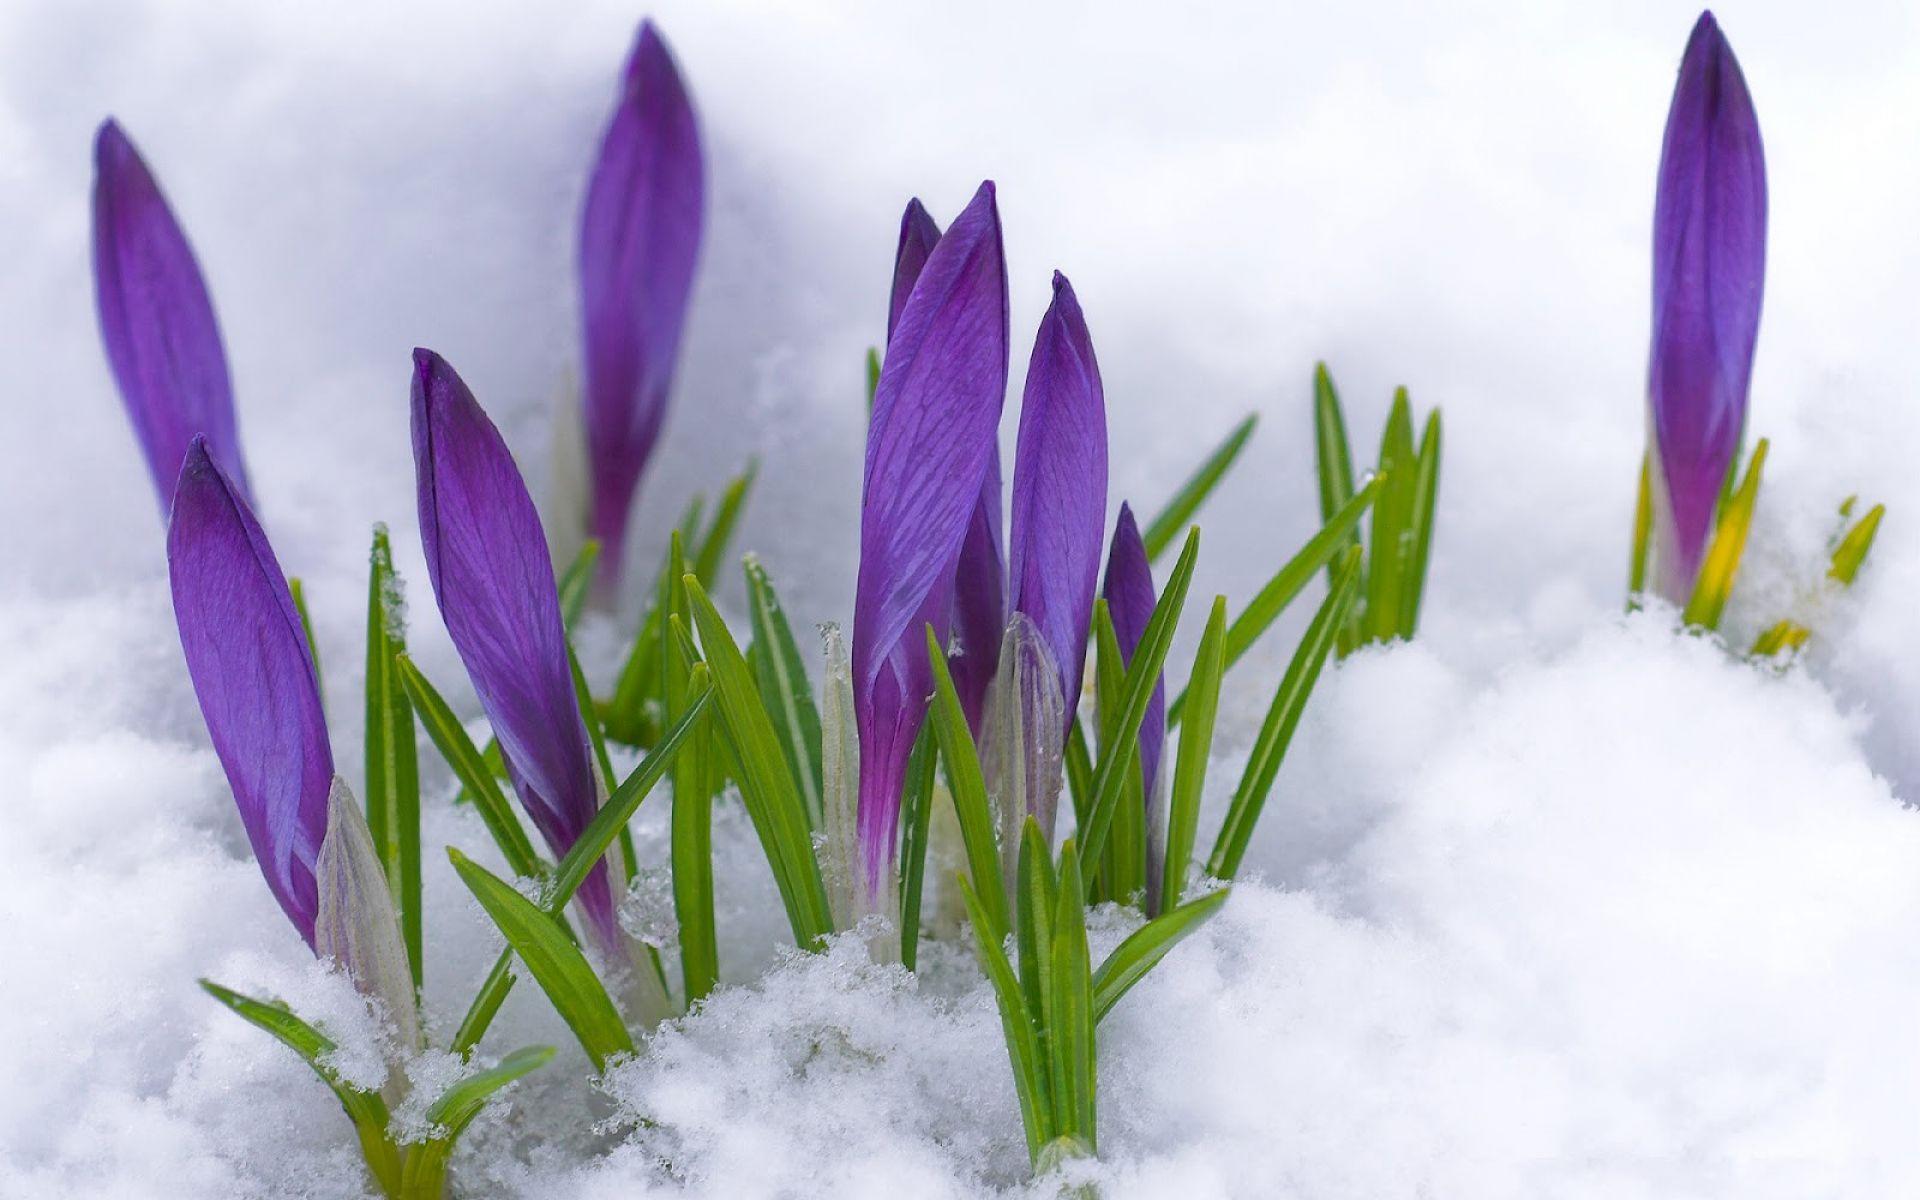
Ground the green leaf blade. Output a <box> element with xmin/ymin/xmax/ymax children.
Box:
<box><xmin>448</xmin><ymin>849</ymin><xmax>634</xmax><ymax>1072</ymax></box>
<box><xmin>1091</xmin><ymin>887</ymin><xmax>1229</xmax><ymax>1023</ymax></box>
<box><xmin>1142</xmin><ymin>414</ymin><xmax>1257</xmax><ymax>562</ymax></box>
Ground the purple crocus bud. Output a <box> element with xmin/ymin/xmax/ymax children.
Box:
<box><xmin>410</xmin><ymin>349</ymin><xmax>621</xmax><ymax>953</ymax></box>
<box><xmin>93</xmin><ymin>120</ymin><xmax>250</xmax><ymax>512</ymax></box>
<box><xmin>580</xmin><ymin>19</ymin><xmax>705</xmax><ymax>593</ymax></box>
<box><xmin>1102</xmin><ymin>501</ymin><xmax>1166</xmax><ymax>801</ymax></box>
<box><xmin>1647</xmin><ymin>11</ymin><xmax>1766</xmax><ymax>603</ymax></box>
<box><xmin>1008</xmin><ymin>272</ymin><xmax>1108</xmax><ymax>732</ymax></box>
<box><xmin>853</xmin><ymin>181</ymin><xmax>1008</xmax><ymax>894</ymax></box>
<box><xmin>167</xmin><ymin>437</ymin><xmax>328</xmax><ymax>945</ymax></box>
<box><xmin>886</xmin><ymin>198</ymin><xmax>1007</xmax><ymax>731</ymax></box>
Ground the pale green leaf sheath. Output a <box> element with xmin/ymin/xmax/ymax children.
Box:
<box><xmin>315</xmin><ymin>776</ymin><xmax>421</xmax><ymax>1103</ymax></box>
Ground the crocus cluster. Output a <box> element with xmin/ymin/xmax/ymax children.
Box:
<box><xmin>98</xmin><ymin>7</ymin><xmax>1880</xmax><ymax>1195</ymax></box>
<box><xmin>1642</xmin><ymin>10</ymin><xmax>1766</xmax><ymax>606</ymax></box>
<box><xmin>852</xmin><ymin>181</ymin><xmax>1120</xmax><ymax>905</ymax></box>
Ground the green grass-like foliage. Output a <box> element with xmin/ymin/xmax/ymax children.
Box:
<box><xmin>1628</xmin><ymin>434</ymin><xmax>1883</xmax><ymax>658</ymax></box>
<box><xmin>1314</xmin><ymin>363</ymin><xmax>1441</xmax><ymax>656</ymax></box>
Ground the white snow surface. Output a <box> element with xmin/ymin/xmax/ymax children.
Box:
<box><xmin>6</xmin><ymin>1</ymin><xmax>1920</xmax><ymax>1196</ymax></box>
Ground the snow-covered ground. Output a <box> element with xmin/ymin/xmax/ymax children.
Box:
<box><xmin>5</xmin><ymin>1</ymin><xmax>1920</xmax><ymax>1195</ymax></box>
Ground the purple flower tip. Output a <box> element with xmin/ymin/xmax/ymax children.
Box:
<box><xmin>885</xmin><ymin>196</ymin><xmax>1006</xmax><ymax>734</ymax></box>
<box><xmin>167</xmin><ymin>435</ymin><xmax>329</xmax><ymax>947</ymax></box>
<box><xmin>853</xmin><ymin>180</ymin><xmax>1009</xmax><ymax>893</ymax></box>
<box><xmin>1646</xmin><ymin>9</ymin><xmax>1766</xmax><ymax>601</ymax></box>
<box><xmin>1101</xmin><ymin>502</ymin><xmax>1165</xmax><ymax>802</ymax></box>
<box><xmin>888</xmin><ymin>198</ymin><xmax>943</xmax><ymax>343</ymax></box>
<box><xmin>93</xmin><ymin>119</ymin><xmax>250</xmax><ymax>514</ymax></box>
<box><xmin>410</xmin><ymin>349</ymin><xmax>622</xmax><ymax>952</ymax></box>
<box><xmin>1009</xmin><ymin>270</ymin><xmax>1108</xmax><ymax>734</ymax></box>
<box><xmin>580</xmin><ymin>18</ymin><xmax>706</xmax><ymax>593</ymax></box>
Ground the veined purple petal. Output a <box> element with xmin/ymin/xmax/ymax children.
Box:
<box><xmin>853</xmin><ymin>180</ymin><xmax>1009</xmax><ymax>893</ymax></box>
<box><xmin>93</xmin><ymin>120</ymin><xmax>250</xmax><ymax>513</ymax></box>
<box><xmin>167</xmin><ymin>437</ymin><xmax>328</xmax><ymax>946</ymax></box>
<box><xmin>1008</xmin><ymin>271</ymin><xmax>1108</xmax><ymax>732</ymax></box>
<box><xmin>887</xmin><ymin>198</ymin><xmax>942</xmax><ymax>342</ymax></box>
<box><xmin>410</xmin><ymin>349</ymin><xmax>620</xmax><ymax>951</ymax></box>
<box><xmin>887</xmin><ymin>198</ymin><xmax>1005</xmax><ymax>733</ymax></box>
<box><xmin>1647</xmin><ymin>10</ymin><xmax>1766</xmax><ymax>602</ymax></box>
<box><xmin>1102</xmin><ymin>503</ymin><xmax>1165</xmax><ymax>801</ymax></box>
<box><xmin>580</xmin><ymin>19</ymin><xmax>705</xmax><ymax>592</ymax></box>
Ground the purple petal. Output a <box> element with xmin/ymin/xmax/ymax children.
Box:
<box><xmin>886</xmin><ymin>198</ymin><xmax>1005</xmax><ymax>733</ymax></box>
<box><xmin>950</xmin><ymin>449</ymin><xmax>1006</xmax><ymax>732</ymax></box>
<box><xmin>580</xmin><ymin>19</ymin><xmax>705</xmax><ymax>591</ymax></box>
<box><xmin>167</xmin><ymin>437</ymin><xmax>328</xmax><ymax>946</ymax></box>
<box><xmin>887</xmin><ymin>198</ymin><xmax>942</xmax><ymax>343</ymax></box>
<box><xmin>1647</xmin><ymin>11</ymin><xmax>1766</xmax><ymax>602</ymax></box>
<box><xmin>1101</xmin><ymin>503</ymin><xmax>1165</xmax><ymax>803</ymax></box>
<box><xmin>853</xmin><ymin>180</ymin><xmax>1009</xmax><ymax>893</ymax></box>
<box><xmin>410</xmin><ymin>349</ymin><xmax>620</xmax><ymax>950</ymax></box>
<box><xmin>93</xmin><ymin>120</ymin><xmax>250</xmax><ymax>513</ymax></box>
<box><xmin>1008</xmin><ymin>271</ymin><xmax>1108</xmax><ymax>732</ymax></box>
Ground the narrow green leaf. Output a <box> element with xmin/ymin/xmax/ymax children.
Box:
<box><xmin>606</xmin><ymin>495</ymin><xmax>706</xmax><ymax>745</ymax></box>
<box><xmin>549</xmin><ymin>672</ymin><xmax>711</xmax><ymax>909</ymax></box>
<box><xmin>958</xmin><ymin>873</ymin><xmax>1052</xmax><ymax>1162</ymax></box>
<box><xmin>395</xmin><ymin>656</ymin><xmax>541</xmax><ymax>881</ymax></box>
<box><xmin>744</xmin><ymin>558</ymin><xmax>825</xmax><ymax>828</ymax></box>
<box><xmin>289</xmin><ymin>576</ymin><xmax>323</xmax><ymax>693</ymax></box>
<box><xmin>1015</xmin><ymin>818</ymin><xmax>1057</xmax><ymax>1028</ymax></box>
<box><xmin>692</xmin><ymin>463</ymin><xmax>758</xmax><ymax>587</ymax></box>
<box><xmin>557</xmin><ymin>539</ymin><xmax>602</xmax><ymax>631</ymax></box>
<box><xmin>1163</xmin><ymin>596</ymin><xmax>1226</xmax><ymax>910</ymax></box>
<box><xmin>683</xmin><ymin>576</ymin><xmax>833</xmax><ymax>948</ymax></box>
<box><xmin>1168</xmin><ymin>477</ymin><xmax>1377</xmax><ymax>725</ymax></box>
<box><xmin>865</xmin><ymin>347</ymin><xmax>882</xmax><ymax>414</ymax></box>
<box><xmin>1048</xmin><ymin>842</ymin><xmax>1095</xmax><ymax>1149</ymax></box>
<box><xmin>1091</xmin><ymin>887</ymin><xmax>1229</xmax><ymax>1022</ymax></box>
<box><xmin>423</xmin><ymin>1045</ymin><xmax>554</xmax><ymax>1140</ymax></box>
<box><xmin>363</xmin><ymin>526</ymin><xmax>421</xmax><ymax>991</ymax></box>
<box><xmin>1092</xmin><ymin>606</ymin><xmax>1145</xmax><ymax>908</ymax></box>
<box><xmin>1078</xmin><ymin>529</ymin><xmax>1199</xmax><ymax>875</ymax></box>
<box><xmin>1628</xmin><ymin>451</ymin><xmax>1653</xmax><ymax>604</ymax></box>
<box><xmin>1830</xmin><ymin>502</ymin><xmax>1884</xmax><ymax>585</ymax></box>
<box><xmin>1364</xmin><ymin>389</ymin><xmax>1417</xmax><ymax>643</ymax></box>
<box><xmin>449</xmin><ymin>848</ymin><xmax>634</xmax><ymax>1071</ymax></box>
<box><xmin>399</xmin><ymin>1044</ymin><xmax>555</xmax><ymax>1197</ymax></box>
<box><xmin>667</xmin><ymin>626</ymin><xmax>719</xmax><ymax>1005</ymax></box>
<box><xmin>1063</xmin><ymin>721</ymin><xmax>1093</xmax><ymax>832</ymax></box>
<box><xmin>1142</xmin><ymin>413</ymin><xmax>1257</xmax><ymax>562</ymax></box>
<box><xmin>200</xmin><ymin>980</ymin><xmax>401</xmax><ymax>1191</ymax></box>
<box><xmin>1313</xmin><ymin>363</ymin><xmax>1358</xmax><ymax>537</ymax></box>
<box><xmin>1750</xmin><ymin>619</ymin><xmax>1804</xmax><ymax>658</ymax></box>
<box><xmin>568</xmin><ymin>639</ymin><xmax>636</xmax><ymax>880</ymax></box>
<box><xmin>1209</xmin><ymin>546</ymin><xmax>1362</xmax><ymax>879</ymax></box>
<box><xmin>1682</xmin><ymin>439</ymin><xmax>1769</xmax><ymax>632</ymax></box>
<box><xmin>924</xmin><ymin>625</ymin><xmax>1010</xmax><ymax>942</ymax></box>
<box><xmin>895</xmin><ymin>726</ymin><xmax>938</xmax><ymax>971</ymax></box>
<box><xmin>450</xmin><ymin>690</ymin><xmax>708</xmax><ymax>1057</ymax></box>
<box><xmin>1315</xmin><ymin>364</ymin><xmax>1368</xmax><ymax>655</ymax></box>
<box><xmin>1400</xmin><ymin>409</ymin><xmax>1442</xmax><ymax>638</ymax></box>
<box><xmin>451</xmin><ymin>951</ymin><xmax>515</xmax><ymax>1056</ymax></box>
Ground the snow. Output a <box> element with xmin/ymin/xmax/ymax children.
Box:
<box><xmin>5</xmin><ymin>0</ymin><xmax>1920</xmax><ymax>1196</ymax></box>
